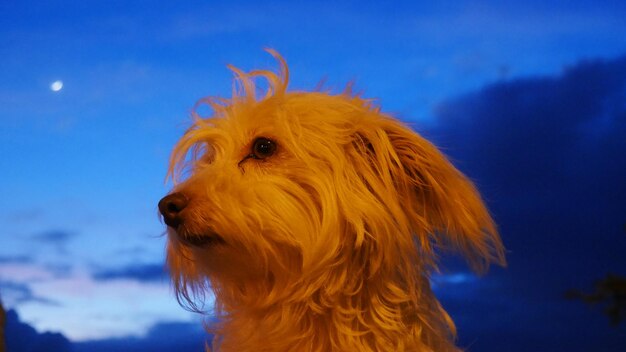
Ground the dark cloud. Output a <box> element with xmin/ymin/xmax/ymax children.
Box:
<box><xmin>429</xmin><ymin>54</ymin><xmax>626</xmax><ymax>350</ymax></box>
<box><xmin>74</xmin><ymin>320</ymin><xmax>209</xmax><ymax>352</ymax></box>
<box><xmin>434</xmin><ymin>56</ymin><xmax>626</xmax><ymax>198</ymax></box>
<box><xmin>92</xmin><ymin>263</ymin><xmax>167</xmax><ymax>283</ymax></box>
<box><xmin>431</xmin><ymin>54</ymin><xmax>626</xmax><ymax>278</ymax></box>
<box><xmin>4</xmin><ymin>309</ymin><xmax>72</xmax><ymax>352</ymax></box>
<box><xmin>4</xmin><ymin>308</ymin><xmax>208</xmax><ymax>352</ymax></box>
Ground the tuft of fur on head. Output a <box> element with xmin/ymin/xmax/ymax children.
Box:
<box><xmin>164</xmin><ymin>49</ymin><xmax>505</xmax><ymax>352</ymax></box>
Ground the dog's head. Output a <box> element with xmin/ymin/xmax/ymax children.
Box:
<box><xmin>160</xmin><ymin>50</ymin><xmax>505</xmax><ymax>312</ymax></box>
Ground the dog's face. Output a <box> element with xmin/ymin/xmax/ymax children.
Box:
<box><xmin>161</xmin><ymin>91</ymin><xmax>398</xmax><ymax>284</ymax></box>
<box><xmin>160</xmin><ymin>51</ymin><xmax>505</xmax><ymax>309</ymax></box>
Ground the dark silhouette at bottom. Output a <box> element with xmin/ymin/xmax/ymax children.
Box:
<box><xmin>1</xmin><ymin>297</ymin><xmax>6</xmax><ymax>352</ymax></box>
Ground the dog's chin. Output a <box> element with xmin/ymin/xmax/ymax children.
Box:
<box><xmin>174</xmin><ymin>228</ymin><xmax>225</xmax><ymax>248</ymax></box>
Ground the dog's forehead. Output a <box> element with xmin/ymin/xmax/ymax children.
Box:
<box><xmin>207</xmin><ymin>93</ymin><xmax>367</xmax><ymax>143</ymax></box>
<box><xmin>211</xmin><ymin>105</ymin><xmax>282</xmax><ymax>143</ymax></box>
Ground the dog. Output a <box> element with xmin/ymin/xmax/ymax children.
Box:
<box><xmin>159</xmin><ymin>50</ymin><xmax>505</xmax><ymax>352</ymax></box>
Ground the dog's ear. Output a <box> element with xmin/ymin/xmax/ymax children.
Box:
<box><xmin>352</xmin><ymin>117</ymin><xmax>506</xmax><ymax>273</ymax></box>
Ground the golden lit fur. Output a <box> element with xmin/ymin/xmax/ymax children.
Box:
<box><xmin>163</xmin><ymin>50</ymin><xmax>505</xmax><ymax>351</ymax></box>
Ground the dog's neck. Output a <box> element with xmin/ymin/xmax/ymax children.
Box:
<box><xmin>207</xmin><ymin>269</ymin><xmax>460</xmax><ymax>352</ymax></box>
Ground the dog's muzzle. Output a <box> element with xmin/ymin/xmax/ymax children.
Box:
<box><xmin>159</xmin><ymin>193</ymin><xmax>225</xmax><ymax>247</ymax></box>
<box><xmin>158</xmin><ymin>192</ymin><xmax>188</xmax><ymax>228</ymax></box>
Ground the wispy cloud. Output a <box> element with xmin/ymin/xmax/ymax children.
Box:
<box><xmin>28</xmin><ymin>229</ymin><xmax>78</xmax><ymax>256</ymax></box>
<box><xmin>0</xmin><ymin>255</ymin><xmax>33</xmax><ymax>264</ymax></box>
<box><xmin>92</xmin><ymin>263</ymin><xmax>167</xmax><ymax>283</ymax></box>
<box><xmin>2</xmin><ymin>208</ymin><xmax>44</xmax><ymax>223</ymax></box>
<box><xmin>31</xmin><ymin>230</ymin><xmax>77</xmax><ymax>243</ymax></box>
<box><xmin>0</xmin><ymin>279</ymin><xmax>60</xmax><ymax>306</ymax></box>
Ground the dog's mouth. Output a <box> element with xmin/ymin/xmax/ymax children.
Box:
<box><xmin>176</xmin><ymin>230</ymin><xmax>225</xmax><ymax>248</ymax></box>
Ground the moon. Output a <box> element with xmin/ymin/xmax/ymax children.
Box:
<box><xmin>50</xmin><ymin>80</ymin><xmax>63</xmax><ymax>92</ymax></box>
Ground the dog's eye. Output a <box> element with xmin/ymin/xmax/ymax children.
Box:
<box><xmin>252</xmin><ymin>137</ymin><xmax>276</xmax><ymax>159</ymax></box>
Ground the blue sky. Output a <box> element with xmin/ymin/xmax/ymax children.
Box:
<box><xmin>1</xmin><ymin>0</ymin><xmax>626</xmax><ymax>351</ymax></box>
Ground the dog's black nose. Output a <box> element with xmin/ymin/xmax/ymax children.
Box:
<box><xmin>159</xmin><ymin>193</ymin><xmax>188</xmax><ymax>228</ymax></box>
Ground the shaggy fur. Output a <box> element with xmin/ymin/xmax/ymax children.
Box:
<box><xmin>160</xmin><ymin>50</ymin><xmax>505</xmax><ymax>352</ymax></box>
